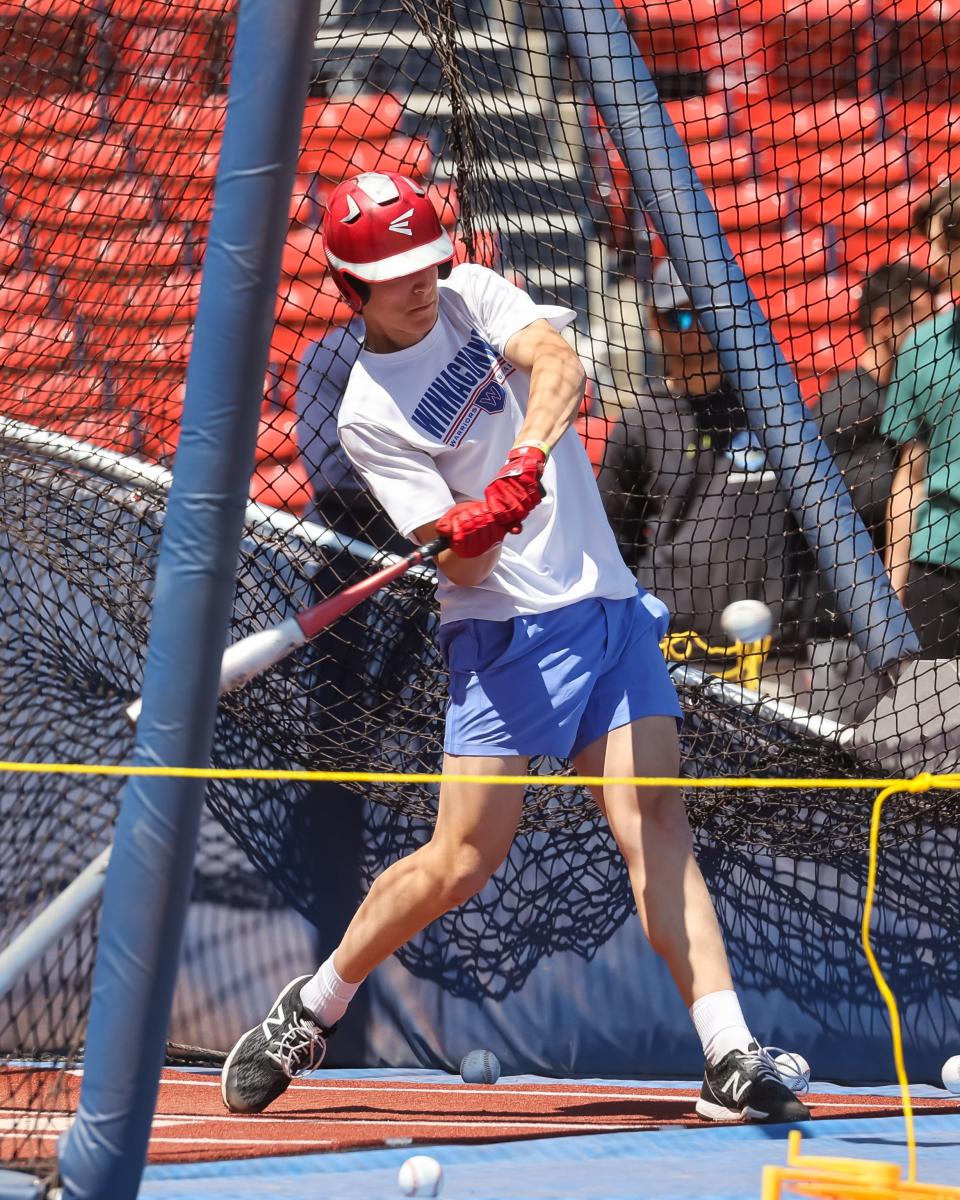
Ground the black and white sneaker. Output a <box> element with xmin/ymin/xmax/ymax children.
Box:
<box><xmin>221</xmin><ymin>975</ymin><xmax>334</xmax><ymax>1114</ymax></box>
<box><xmin>696</xmin><ymin>1041</ymin><xmax>812</xmax><ymax>1124</ymax></box>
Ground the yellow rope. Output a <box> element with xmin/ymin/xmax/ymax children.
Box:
<box><xmin>859</xmin><ymin>777</ymin><xmax>932</xmax><ymax>1185</ymax></box>
<box><xmin>2</xmin><ymin>760</ymin><xmax>960</xmax><ymax>789</ymax></box>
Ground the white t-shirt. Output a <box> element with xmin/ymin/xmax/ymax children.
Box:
<box><xmin>338</xmin><ymin>263</ymin><xmax>637</xmax><ymax>623</ymax></box>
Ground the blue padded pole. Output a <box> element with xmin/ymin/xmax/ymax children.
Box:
<box><xmin>548</xmin><ymin>0</ymin><xmax>918</xmax><ymax>673</ymax></box>
<box><xmin>58</xmin><ymin>3</ymin><xmax>320</xmax><ymax>1197</ymax></box>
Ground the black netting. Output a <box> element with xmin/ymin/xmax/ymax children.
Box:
<box><xmin>3</xmin><ymin>0</ymin><xmax>960</xmax><ymax>1185</ymax></box>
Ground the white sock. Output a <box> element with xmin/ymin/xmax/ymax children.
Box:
<box><xmin>300</xmin><ymin>955</ymin><xmax>362</xmax><ymax>1027</ymax></box>
<box><xmin>689</xmin><ymin>990</ymin><xmax>753</xmax><ymax>1066</ymax></box>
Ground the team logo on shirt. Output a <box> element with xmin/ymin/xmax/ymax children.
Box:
<box><xmin>411</xmin><ymin>331</ymin><xmax>514</xmax><ymax>446</ymax></box>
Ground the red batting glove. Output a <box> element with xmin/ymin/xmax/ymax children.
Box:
<box><xmin>436</xmin><ymin>500</ymin><xmax>518</xmax><ymax>558</ymax></box>
<box><xmin>483</xmin><ymin>442</ymin><xmax>548</xmax><ymax>527</ymax></box>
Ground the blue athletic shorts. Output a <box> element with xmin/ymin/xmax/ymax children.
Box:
<box><xmin>438</xmin><ymin>589</ymin><xmax>683</xmax><ymax>759</ymax></box>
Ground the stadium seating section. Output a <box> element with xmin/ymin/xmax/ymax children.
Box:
<box><xmin>0</xmin><ymin>0</ymin><xmax>957</xmax><ymax>510</ymax></box>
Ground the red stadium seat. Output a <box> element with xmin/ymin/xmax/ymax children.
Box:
<box><xmin>360</xmin><ymin>135</ymin><xmax>432</xmax><ymax>179</ymax></box>
<box><xmin>760</xmin><ymin>276</ymin><xmax>859</xmax><ymax>326</ymax></box>
<box><xmin>780</xmin><ymin>137</ymin><xmax>913</xmax><ymax>188</ymax></box>
<box><xmin>732</xmin><ymin>228</ymin><xmax>830</xmax><ymax>279</ymax></box>
<box><xmin>93</xmin><ymin>2</ymin><xmax>230</xmax><ymax>99</ymax></box>
<box><xmin>774</xmin><ymin>322</ymin><xmax>862</xmax><ymax>376</ymax></box>
<box><xmin>255</xmin><ymin>408</ymin><xmax>298</xmax><ymax>465</ymax></box>
<box><xmin>618</xmin><ymin>0</ymin><xmax>726</xmax><ymax>77</ymax></box>
<box><xmin>0</xmin><ymin>93</ymin><xmax>105</xmax><ymax>139</ymax></box>
<box><xmin>138</xmin><ymin>145</ymin><xmax>218</xmax><ymax>185</ymax></box>
<box><xmin>747</xmin><ymin>97</ymin><xmax>886</xmax><ymax>147</ymax></box>
<box><xmin>48</xmin><ymin>410</ymin><xmax>139</xmax><ymax>455</ymax></box>
<box><xmin>0</xmin><ymin>2</ymin><xmax>89</xmax><ymax>97</ymax></box>
<box><xmin>427</xmin><ymin>180</ymin><xmax>459</xmax><ymax>228</ymax></box>
<box><xmin>3</xmin><ymin>135</ymin><xmax>132</xmax><ymax>184</ymax></box>
<box><xmin>0</xmin><ymin>367</ymin><xmax>105</xmax><ymax>423</ymax></box>
<box><xmin>70</xmin><ymin>271</ymin><xmax>201</xmax><ymax>326</ymax></box>
<box><xmin>289</xmin><ymin>175</ymin><xmax>320</xmax><ymax>226</ymax></box>
<box><xmin>11</xmin><ymin>177</ymin><xmax>160</xmax><ymax>231</ymax></box>
<box><xmin>452</xmin><ymin>229</ymin><xmax>499</xmax><ymax>269</ymax></box>
<box><xmin>574</xmin><ymin>412</ymin><xmax>613</xmax><ymax>478</ymax></box>
<box><xmin>302</xmin><ymin>94</ymin><xmax>403</xmax><ymax>149</ymax></box>
<box><xmin>281</xmin><ymin>226</ymin><xmax>327</xmax><ymax>280</ymax></box>
<box><xmin>803</xmin><ymin>181</ymin><xmax>922</xmax><ymax>235</ymax></box>
<box><xmin>0</xmin><ymin>220</ymin><xmax>28</xmax><ymax>272</ymax></box>
<box><xmin>276</xmin><ymin>276</ymin><xmax>348</xmax><ymax>335</ymax></box>
<box><xmin>33</xmin><ymin>224</ymin><xmax>189</xmax><ymax>278</ymax></box>
<box><xmin>85</xmin><ymin>319</ymin><xmax>193</xmax><ymax>367</ymax></box>
<box><xmin>710</xmin><ymin>177</ymin><xmax>795</xmax><ymax>229</ymax></box>
<box><xmin>298</xmin><ymin>138</ymin><xmax>365</xmax><ymax>180</ymax></box>
<box><xmin>101</xmin><ymin>0</ymin><xmax>234</xmax><ymax>16</ymax></box>
<box><xmin>686</xmin><ymin>135</ymin><xmax>773</xmax><ymax>185</ymax></box>
<box><xmin>250</xmin><ymin>456</ymin><xmax>311</xmax><ymax>515</ymax></box>
<box><xmin>0</xmin><ymin>270</ymin><xmax>57</xmax><ymax>318</ymax></box>
<box><xmin>0</xmin><ymin>315</ymin><xmax>79</xmax><ymax>372</ymax></box>
<box><xmin>665</xmin><ymin>94</ymin><xmax>738</xmax><ymax>142</ymax></box>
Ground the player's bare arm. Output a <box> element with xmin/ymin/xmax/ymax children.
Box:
<box><xmin>885</xmin><ymin>438</ymin><xmax>926</xmax><ymax>601</ymax></box>
<box><xmin>504</xmin><ymin>318</ymin><xmax>587</xmax><ymax>451</ymax></box>
<box><xmin>416</xmin><ymin>517</ymin><xmax>501</xmax><ymax>587</ymax></box>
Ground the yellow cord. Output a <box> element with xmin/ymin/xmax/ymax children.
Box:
<box><xmin>860</xmin><ymin>777</ymin><xmax>933</xmax><ymax>1184</ymax></box>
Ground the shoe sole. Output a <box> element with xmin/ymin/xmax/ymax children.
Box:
<box><xmin>220</xmin><ymin>975</ymin><xmax>313</xmax><ymax>1114</ymax></box>
<box><xmin>696</xmin><ymin>1097</ymin><xmax>771</xmax><ymax>1122</ymax></box>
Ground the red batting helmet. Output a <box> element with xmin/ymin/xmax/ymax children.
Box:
<box><xmin>322</xmin><ymin>172</ymin><xmax>454</xmax><ymax>311</ymax></box>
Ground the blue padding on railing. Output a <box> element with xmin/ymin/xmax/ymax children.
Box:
<box><xmin>57</xmin><ymin>4</ymin><xmax>320</xmax><ymax>1199</ymax></box>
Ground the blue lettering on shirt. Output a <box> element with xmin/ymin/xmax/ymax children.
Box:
<box><xmin>411</xmin><ymin>331</ymin><xmax>513</xmax><ymax>445</ymax></box>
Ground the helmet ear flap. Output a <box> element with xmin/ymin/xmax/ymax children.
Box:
<box><xmin>343</xmin><ymin>272</ymin><xmax>370</xmax><ymax>308</ymax></box>
<box><xmin>438</xmin><ymin>261</ymin><xmax>453</xmax><ymax>281</ymax></box>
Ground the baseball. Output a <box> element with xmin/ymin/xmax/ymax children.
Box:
<box><xmin>773</xmin><ymin>1050</ymin><xmax>811</xmax><ymax>1093</ymax></box>
<box><xmin>720</xmin><ymin>598</ymin><xmax>774</xmax><ymax>645</ymax></box>
<box><xmin>941</xmin><ymin>1055</ymin><xmax>960</xmax><ymax>1095</ymax></box>
<box><xmin>460</xmin><ymin>1048</ymin><xmax>501</xmax><ymax>1084</ymax></box>
<box><xmin>398</xmin><ymin>1154</ymin><xmax>443</xmax><ymax>1196</ymax></box>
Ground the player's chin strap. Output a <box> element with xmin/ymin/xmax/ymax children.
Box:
<box><xmin>661</xmin><ymin>630</ymin><xmax>773</xmax><ymax>691</ymax></box>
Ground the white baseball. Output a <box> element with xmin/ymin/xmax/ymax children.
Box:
<box><xmin>721</xmin><ymin>599</ymin><xmax>774</xmax><ymax>644</ymax></box>
<box><xmin>773</xmin><ymin>1050</ymin><xmax>811</xmax><ymax>1093</ymax></box>
<box><xmin>942</xmin><ymin>1055</ymin><xmax>960</xmax><ymax>1095</ymax></box>
<box><xmin>398</xmin><ymin>1154</ymin><xmax>443</xmax><ymax>1196</ymax></box>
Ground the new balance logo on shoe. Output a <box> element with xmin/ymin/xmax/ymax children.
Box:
<box><xmin>262</xmin><ymin>1002</ymin><xmax>286</xmax><ymax>1035</ymax></box>
<box><xmin>721</xmin><ymin>1071</ymin><xmax>750</xmax><ymax>1103</ymax></box>
<box><xmin>389</xmin><ymin>207</ymin><xmax>415</xmax><ymax>236</ymax></box>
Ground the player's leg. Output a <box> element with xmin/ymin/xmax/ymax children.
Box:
<box><xmin>221</xmin><ymin>755</ymin><xmax>525</xmax><ymax>1113</ymax></box>
<box><xmin>573</xmin><ymin>716</ymin><xmax>732</xmax><ymax>1006</ymax></box>
<box><xmin>328</xmin><ymin>754</ymin><xmax>526</xmax><ymax>984</ymax></box>
<box><xmin>574</xmin><ymin>717</ymin><xmax>809</xmax><ymax>1124</ymax></box>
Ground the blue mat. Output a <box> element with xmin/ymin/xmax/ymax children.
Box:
<box><xmin>136</xmin><ymin>1069</ymin><xmax>960</xmax><ymax>1200</ymax></box>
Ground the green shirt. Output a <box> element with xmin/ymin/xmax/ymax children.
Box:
<box><xmin>881</xmin><ymin>307</ymin><xmax>960</xmax><ymax>570</ymax></box>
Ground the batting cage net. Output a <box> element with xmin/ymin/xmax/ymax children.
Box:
<box><xmin>2</xmin><ymin>0</ymin><xmax>960</xmax><ymax>1184</ymax></box>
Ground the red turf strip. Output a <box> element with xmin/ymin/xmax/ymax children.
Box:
<box><xmin>2</xmin><ymin>1067</ymin><xmax>958</xmax><ymax>1164</ymax></box>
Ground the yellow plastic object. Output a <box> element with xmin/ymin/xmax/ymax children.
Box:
<box><xmin>661</xmin><ymin>629</ymin><xmax>773</xmax><ymax>689</ymax></box>
<box><xmin>762</xmin><ymin>1131</ymin><xmax>960</xmax><ymax>1200</ymax></box>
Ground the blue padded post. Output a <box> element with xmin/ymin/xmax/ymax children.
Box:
<box><xmin>549</xmin><ymin>0</ymin><xmax>918</xmax><ymax>672</ymax></box>
<box><xmin>58</xmin><ymin>3</ymin><xmax>320</xmax><ymax>1197</ymax></box>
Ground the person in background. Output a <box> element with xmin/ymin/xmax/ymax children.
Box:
<box><xmin>881</xmin><ymin>181</ymin><xmax>960</xmax><ymax>657</ymax></box>
<box><xmin>646</xmin><ymin>257</ymin><xmax>754</xmax><ymax>460</ymax></box>
<box><xmin>595</xmin><ymin>259</ymin><xmax>808</xmax><ymax>654</ymax></box>
<box><xmin>813</xmin><ymin>262</ymin><xmax>940</xmax><ymax>554</ymax></box>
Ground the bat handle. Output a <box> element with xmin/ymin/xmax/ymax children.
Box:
<box><xmin>416</xmin><ymin>535</ymin><xmax>448</xmax><ymax>562</ymax></box>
